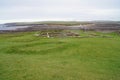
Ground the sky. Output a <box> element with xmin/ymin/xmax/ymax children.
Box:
<box><xmin>0</xmin><ymin>0</ymin><xmax>120</xmax><ymax>23</ymax></box>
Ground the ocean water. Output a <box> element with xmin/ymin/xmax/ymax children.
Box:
<box><xmin>0</xmin><ymin>25</ymin><xmax>29</xmax><ymax>30</ymax></box>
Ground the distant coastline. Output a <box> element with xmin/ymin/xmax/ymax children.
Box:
<box><xmin>0</xmin><ymin>21</ymin><xmax>120</xmax><ymax>33</ymax></box>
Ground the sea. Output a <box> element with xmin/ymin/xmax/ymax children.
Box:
<box><xmin>0</xmin><ymin>24</ymin><xmax>29</xmax><ymax>30</ymax></box>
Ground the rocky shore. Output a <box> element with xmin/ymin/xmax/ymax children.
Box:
<box><xmin>0</xmin><ymin>22</ymin><xmax>120</xmax><ymax>33</ymax></box>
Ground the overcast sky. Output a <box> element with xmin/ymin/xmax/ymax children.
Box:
<box><xmin>0</xmin><ymin>0</ymin><xmax>120</xmax><ymax>23</ymax></box>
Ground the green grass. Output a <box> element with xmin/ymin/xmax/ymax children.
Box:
<box><xmin>0</xmin><ymin>31</ymin><xmax>120</xmax><ymax>80</ymax></box>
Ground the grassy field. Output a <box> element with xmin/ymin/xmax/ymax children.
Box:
<box><xmin>0</xmin><ymin>31</ymin><xmax>120</xmax><ymax>80</ymax></box>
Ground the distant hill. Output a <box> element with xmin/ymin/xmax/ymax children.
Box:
<box><xmin>4</xmin><ymin>21</ymin><xmax>92</xmax><ymax>27</ymax></box>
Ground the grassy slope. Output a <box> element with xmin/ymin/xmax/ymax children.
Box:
<box><xmin>0</xmin><ymin>32</ymin><xmax>120</xmax><ymax>80</ymax></box>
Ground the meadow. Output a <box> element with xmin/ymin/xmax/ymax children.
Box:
<box><xmin>0</xmin><ymin>30</ymin><xmax>120</xmax><ymax>80</ymax></box>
